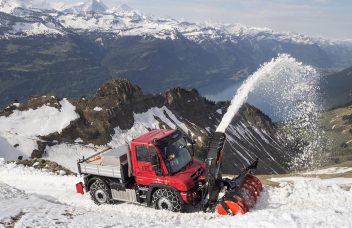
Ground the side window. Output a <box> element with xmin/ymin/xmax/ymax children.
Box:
<box><xmin>136</xmin><ymin>145</ymin><xmax>150</xmax><ymax>162</ymax></box>
<box><xmin>149</xmin><ymin>147</ymin><xmax>158</xmax><ymax>156</ymax></box>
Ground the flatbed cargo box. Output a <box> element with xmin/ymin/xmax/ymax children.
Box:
<box><xmin>78</xmin><ymin>144</ymin><xmax>131</xmax><ymax>181</ymax></box>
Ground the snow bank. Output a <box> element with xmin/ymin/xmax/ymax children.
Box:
<box><xmin>1</xmin><ymin>163</ymin><xmax>352</xmax><ymax>227</ymax></box>
<box><xmin>0</xmin><ymin>99</ymin><xmax>79</xmax><ymax>158</ymax></box>
<box><xmin>93</xmin><ymin>106</ymin><xmax>103</xmax><ymax>111</ymax></box>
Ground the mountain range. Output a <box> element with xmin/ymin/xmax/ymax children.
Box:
<box><xmin>1</xmin><ymin>0</ymin><xmax>352</xmax><ymax>108</ymax></box>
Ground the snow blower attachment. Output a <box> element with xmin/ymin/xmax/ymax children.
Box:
<box><xmin>202</xmin><ymin>132</ymin><xmax>262</xmax><ymax>215</ymax></box>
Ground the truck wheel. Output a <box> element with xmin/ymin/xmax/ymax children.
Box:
<box><xmin>152</xmin><ymin>189</ymin><xmax>183</xmax><ymax>212</ymax></box>
<box><xmin>90</xmin><ymin>179</ymin><xmax>112</xmax><ymax>205</ymax></box>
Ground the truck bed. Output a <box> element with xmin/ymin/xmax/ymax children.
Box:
<box><xmin>78</xmin><ymin>144</ymin><xmax>130</xmax><ymax>180</ymax></box>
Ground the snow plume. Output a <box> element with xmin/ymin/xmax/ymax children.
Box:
<box><xmin>216</xmin><ymin>54</ymin><xmax>314</xmax><ymax>133</ymax></box>
<box><xmin>251</xmin><ymin>55</ymin><xmax>326</xmax><ymax>170</ymax></box>
<box><xmin>217</xmin><ymin>54</ymin><xmax>325</xmax><ymax>170</ymax></box>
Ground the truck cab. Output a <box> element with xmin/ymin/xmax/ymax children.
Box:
<box><xmin>77</xmin><ymin>129</ymin><xmax>206</xmax><ymax>212</ymax></box>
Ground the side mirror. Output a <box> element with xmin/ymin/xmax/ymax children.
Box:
<box><xmin>151</xmin><ymin>153</ymin><xmax>162</xmax><ymax>176</ymax></box>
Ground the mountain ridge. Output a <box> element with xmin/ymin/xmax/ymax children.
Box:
<box><xmin>63</xmin><ymin>0</ymin><xmax>109</xmax><ymax>14</ymax></box>
<box><xmin>1</xmin><ymin>0</ymin><xmax>352</xmax><ymax>108</ymax></box>
<box><xmin>1</xmin><ymin>0</ymin><xmax>350</xmax><ymax>46</ymax></box>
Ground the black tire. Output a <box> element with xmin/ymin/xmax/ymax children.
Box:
<box><xmin>152</xmin><ymin>189</ymin><xmax>183</xmax><ymax>212</ymax></box>
<box><xmin>89</xmin><ymin>179</ymin><xmax>112</xmax><ymax>205</ymax></box>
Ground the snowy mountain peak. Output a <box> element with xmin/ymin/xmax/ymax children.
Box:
<box><xmin>65</xmin><ymin>0</ymin><xmax>108</xmax><ymax>14</ymax></box>
<box><xmin>115</xmin><ymin>4</ymin><xmax>133</xmax><ymax>12</ymax></box>
<box><xmin>108</xmin><ymin>4</ymin><xmax>140</xmax><ymax>17</ymax></box>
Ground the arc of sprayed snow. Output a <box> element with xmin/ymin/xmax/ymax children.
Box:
<box><xmin>216</xmin><ymin>70</ymin><xmax>262</xmax><ymax>133</ymax></box>
<box><xmin>216</xmin><ymin>54</ymin><xmax>310</xmax><ymax>133</ymax></box>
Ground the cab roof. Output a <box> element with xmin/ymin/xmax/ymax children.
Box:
<box><xmin>133</xmin><ymin>129</ymin><xmax>176</xmax><ymax>144</ymax></box>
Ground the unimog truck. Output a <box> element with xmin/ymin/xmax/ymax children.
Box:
<box><xmin>76</xmin><ymin>129</ymin><xmax>262</xmax><ymax>215</ymax></box>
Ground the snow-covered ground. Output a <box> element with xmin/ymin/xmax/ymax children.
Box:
<box><xmin>0</xmin><ymin>99</ymin><xmax>79</xmax><ymax>157</ymax></box>
<box><xmin>0</xmin><ymin>161</ymin><xmax>351</xmax><ymax>228</ymax></box>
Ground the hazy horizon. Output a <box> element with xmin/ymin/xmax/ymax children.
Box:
<box><xmin>44</xmin><ymin>0</ymin><xmax>352</xmax><ymax>40</ymax></box>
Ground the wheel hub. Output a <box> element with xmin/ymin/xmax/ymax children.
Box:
<box><xmin>158</xmin><ymin>198</ymin><xmax>172</xmax><ymax>210</ymax></box>
<box><xmin>95</xmin><ymin>189</ymin><xmax>107</xmax><ymax>203</ymax></box>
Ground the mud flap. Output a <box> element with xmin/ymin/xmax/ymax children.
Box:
<box><xmin>76</xmin><ymin>182</ymin><xmax>84</xmax><ymax>195</ymax></box>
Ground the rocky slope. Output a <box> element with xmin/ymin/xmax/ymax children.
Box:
<box><xmin>319</xmin><ymin>66</ymin><xmax>352</xmax><ymax>109</ymax></box>
<box><xmin>1</xmin><ymin>0</ymin><xmax>352</xmax><ymax>107</ymax></box>
<box><xmin>320</xmin><ymin>103</ymin><xmax>352</xmax><ymax>164</ymax></box>
<box><xmin>0</xmin><ymin>78</ymin><xmax>291</xmax><ymax>174</ymax></box>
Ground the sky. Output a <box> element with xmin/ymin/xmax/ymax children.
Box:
<box><xmin>50</xmin><ymin>0</ymin><xmax>352</xmax><ymax>40</ymax></box>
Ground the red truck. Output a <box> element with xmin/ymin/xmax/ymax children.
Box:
<box><xmin>76</xmin><ymin>129</ymin><xmax>262</xmax><ymax>215</ymax></box>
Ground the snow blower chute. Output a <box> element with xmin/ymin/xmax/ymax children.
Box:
<box><xmin>202</xmin><ymin>132</ymin><xmax>262</xmax><ymax>215</ymax></box>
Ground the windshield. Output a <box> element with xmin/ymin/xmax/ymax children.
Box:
<box><xmin>160</xmin><ymin>137</ymin><xmax>192</xmax><ymax>174</ymax></box>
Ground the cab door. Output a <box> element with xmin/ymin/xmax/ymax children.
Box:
<box><xmin>134</xmin><ymin>145</ymin><xmax>158</xmax><ymax>185</ymax></box>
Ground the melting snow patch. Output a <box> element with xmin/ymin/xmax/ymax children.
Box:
<box><xmin>93</xmin><ymin>106</ymin><xmax>103</xmax><ymax>111</ymax></box>
<box><xmin>132</xmin><ymin>106</ymin><xmax>190</xmax><ymax>134</ymax></box>
<box><xmin>109</xmin><ymin>106</ymin><xmax>192</xmax><ymax>150</ymax></box>
<box><xmin>0</xmin><ymin>99</ymin><xmax>79</xmax><ymax>157</ymax></box>
<box><xmin>74</xmin><ymin>138</ymin><xmax>83</xmax><ymax>143</ymax></box>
